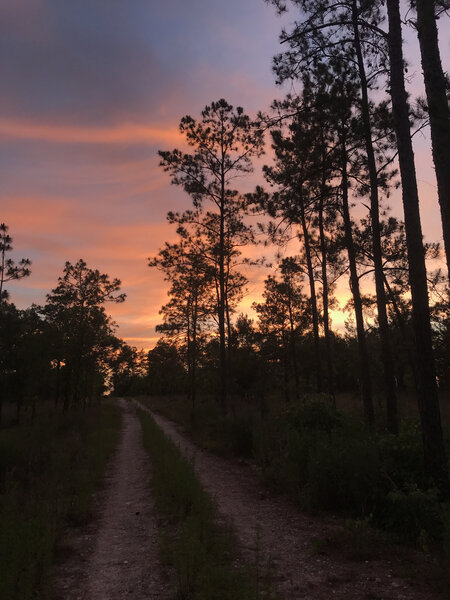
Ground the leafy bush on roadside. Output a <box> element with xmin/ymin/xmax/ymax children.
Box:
<box><xmin>304</xmin><ymin>433</ymin><xmax>382</xmax><ymax>513</ymax></box>
<box><xmin>253</xmin><ymin>398</ymin><xmax>450</xmax><ymax>545</ymax></box>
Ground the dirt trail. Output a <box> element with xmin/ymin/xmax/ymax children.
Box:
<box><xmin>136</xmin><ymin>400</ymin><xmax>444</xmax><ymax>600</ymax></box>
<box><xmin>52</xmin><ymin>399</ymin><xmax>171</xmax><ymax>600</ymax></box>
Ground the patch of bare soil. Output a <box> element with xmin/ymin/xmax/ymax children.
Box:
<box><xmin>136</xmin><ymin>401</ymin><xmax>446</xmax><ymax>600</ymax></box>
<box><xmin>52</xmin><ymin>399</ymin><xmax>171</xmax><ymax>600</ymax></box>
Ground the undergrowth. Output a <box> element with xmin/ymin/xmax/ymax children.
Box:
<box><xmin>142</xmin><ymin>394</ymin><xmax>450</xmax><ymax>554</ymax></box>
<box><xmin>137</xmin><ymin>407</ymin><xmax>277</xmax><ymax>600</ymax></box>
<box><xmin>0</xmin><ymin>401</ymin><xmax>121</xmax><ymax>600</ymax></box>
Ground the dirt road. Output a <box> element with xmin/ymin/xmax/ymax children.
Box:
<box><xmin>52</xmin><ymin>399</ymin><xmax>171</xmax><ymax>600</ymax></box>
<box><xmin>136</xmin><ymin>400</ymin><xmax>444</xmax><ymax>600</ymax></box>
<box><xmin>52</xmin><ymin>398</ymin><xmax>444</xmax><ymax>600</ymax></box>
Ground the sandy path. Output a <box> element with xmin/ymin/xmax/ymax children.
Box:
<box><xmin>136</xmin><ymin>400</ymin><xmax>444</xmax><ymax>600</ymax></box>
<box><xmin>52</xmin><ymin>399</ymin><xmax>171</xmax><ymax>600</ymax></box>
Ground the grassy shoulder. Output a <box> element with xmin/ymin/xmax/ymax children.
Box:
<box><xmin>137</xmin><ymin>406</ymin><xmax>276</xmax><ymax>600</ymax></box>
<box><xmin>0</xmin><ymin>401</ymin><xmax>121</xmax><ymax>600</ymax></box>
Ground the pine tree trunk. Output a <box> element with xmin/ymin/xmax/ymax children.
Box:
<box><xmin>282</xmin><ymin>327</ymin><xmax>291</xmax><ymax>403</ymax></box>
<box><xmin>287</xmin><ymin>290</ymin><xmax>300</xmax><ymax>399</ymax></box>
<box><xmin>0</xmin><ymin>245</ymin><xmax>5</xmax><ymax>302</ymax></box>
<box><xmin>340</xmin><ymin>131</ymin><xmax>374</xmax><ymax>427</ymax></box>
<box><xmin>415</xmin><ymin>0</ymin><xmax>450</xmax><ymax>273</ymax></box>
<box><xmin>318</xmin><ymin>186</ymin><xmax>335</xmax><ymax>406</ymax></box>
<box><xmin>54</xmin><ymin>358</ymin><xmax>61</xmax><ymax>408</ymax></box>
<box><xmin>386</xmin><ymin>0</ymin><xmax>449</xmax><ymax>492</ymax></box>
<box><xmin>298</xmin><ymin>186</ymin><xmax>323</xmax><ymax>393</ymax></box>
<box><xmin>218</xmin><ymin>192</ymin><xmax>227</xmax><ymax>413</ymax></box>
<box><xmin>352</xmin><ymin>0</ymin><xmax>398</xmax><ymax>433</ymax></box>
<box><xmin>225</xmin><ymin>290</ymin><xmax>233</xmax><ymax>395</ymax></box>
<box><xmin>383</xmin><ymin>274</ymin><xmax>418</xmax><ymax>391</ymax></box>
<box><xmin>186</xmin><ymin>299</ymin><xmax>192</xmax><ymax>406</ymax></box>
<box><xmin>191</xmin><ymin>293</ymin><xmax>198</xmax><ymax>423</ymax></box>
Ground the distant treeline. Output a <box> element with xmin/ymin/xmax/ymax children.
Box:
<box><xmin>0</xmin><ymin>244</ymin><xmax>138</xmax><ymax>421</ymax></box>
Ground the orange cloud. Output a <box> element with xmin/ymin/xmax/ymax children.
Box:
<box><xmin>0</xmin><ymin>118</ymin><xmax>182</xmax><ymax>146</ymax></box>
<box><xmin>3</xmin><ymin>193</ymin><xmax>177</xmax><ymax>349</ymax></box>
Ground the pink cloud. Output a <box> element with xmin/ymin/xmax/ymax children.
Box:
<box><xmin>0</xmin><ymin>118</ymin><xmax>182</xmax><ymax>146</ymax></box>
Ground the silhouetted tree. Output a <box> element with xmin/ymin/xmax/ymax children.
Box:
<box><xmin>0</xmin><ymin>304</ymin><xmax>54</xmax><ymax>422</ymax></box>
<box><xmin>385</xmin><ymin>0</ymin><xmax>449</xmax><ymax>490</ymax></box>
<box><xmin>262</xmin><ymin>112</ymin><xmax>324</xmax><ymax>395</ymax></box>
<box><xmin>254</xmin><ymin>257</ymin><xmax>308</xmax><ymax>401</ymax></box>
<box><xmin>111</xmin><ymin>342</ymin><xmax>149</xmax><ymax>396</ymax></box>
<box><xmin>149</xmin><ymin>235</ymin><xmax>215</xmax><ymax>412</ymax></box>
<box><xmin>147</xmin><ymin>340</ymin><xmax>186</xmax><ymax>395</ymax></box>
<box><xmin>44</xmin><ymin>260</ymin><xmax>125</xmax><ymax>409</ymax></box>
<box><xmin>271</xmin><ymin>0</ymin><xmax>449</xmax><ymax>484</ymax></box>
<box><xmin>414</xmin><ymin>0</ymin><xmax>450</xmax><ymax>274</ymax></box>
<box><xmin>269</xmin><ymin>0</ymin><xmax>399</xmax><ymax>431</ymax></box>
<box><xmin>0</xmin><ymin>223</ymin><xmax>31</xmax><ymax>303</ymax></box>
<box><xmin>159</xmin><ymin>99</ymin><xmax>264</xmax><ymax>412</ymax></box>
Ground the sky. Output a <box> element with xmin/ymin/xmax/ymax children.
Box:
<box><xmin>1</xmin><ymin>1</ymin><xmax>449</xmax><ymax>350</ymax></box>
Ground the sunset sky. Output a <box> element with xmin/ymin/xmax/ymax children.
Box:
<box><xmin>1</xmin><ymin>1</ymin><xmax>449</xmax><ymax>350</ymax></box>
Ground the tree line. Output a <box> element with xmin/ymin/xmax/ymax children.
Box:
<box><xmin>0</xmin><ymin>225</ymin><xmax>147</xmax><ymax>421</ymax></box>
<box><xmin>148</xmin><ymin>0</ymin><xmax>450</xmax><ymax>492</ymax></box>
<box><xmin>1</xmin><ymin>0</ymin><xmax>448</xmax><ymax>494</ymax></box>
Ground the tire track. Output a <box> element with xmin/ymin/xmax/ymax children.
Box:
<box><xmin>136</xmin><ymin>400</ymin><xmax>444</xmax><ymax>600</ymax></box>
<box><xmin>52</xmin><ymin>399</ymin><xmax>171</xmax><ymax>600</ymax></box>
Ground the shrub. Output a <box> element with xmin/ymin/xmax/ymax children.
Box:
<box><xmin>374</xmin><ymin>485</ymin><xmax>448</xmax><ymax>545</ymax></box>
<box><xmin>222</xmin><ymin>416</ymin><xmax>254</xmax><ymax>458</ymax></box>
<box><xmin>377</xmin><ymin>423</ymin><xmax>426</xmax><ymax>489</ymax></box>
<box><xmin>303</xmin><ymin>432</ymin><xmax>382</xmax><ymax>513</ymax></box>
<box><xmin>282</xmin><ymin>394</ymin><xmax>342</xmax><ymax>434</ymax></box>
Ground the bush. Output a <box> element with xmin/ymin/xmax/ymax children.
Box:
<box><xmin>375</xmin><ymin>485</ymin><xmax>448</xmax><ymax>546</ymax></box>
<box><xmin>222</xmin><ymin>416</ymin><xmax>254</xmax><ymax>458</ymax></box>
<box><xmin>254</xmin><ymin>398</ymin><xmax>450</xmax><ymax>546</ymax></box>
<box><xmin>304</xmin><ymin>433</ymin><xmax>382</xmax><ymax>513</ymax></box>
<box><xmin>377</xmin><ymin>423</ymin><xmax>426</xmax><ymax>489</ymax></box>
<box><xmin>282</xmin><ymin>394</ymin><xmax>341</xmax><ymax>434</ymax></box>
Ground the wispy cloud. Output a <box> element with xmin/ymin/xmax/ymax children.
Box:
<box><xmin>0</xmin><ymin>119</ymin><xmax>181</xmax><ymax>145</ymax></box>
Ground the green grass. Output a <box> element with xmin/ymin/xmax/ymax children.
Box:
<box><xmin>137</xmin><ymin>407</ymin><xmax>277</xmax><ymax>600</ymax></box>
<box><xmin>0</xmin><ymin>401</ymin><xmax>121</xmax><ymax>600</ymax></box>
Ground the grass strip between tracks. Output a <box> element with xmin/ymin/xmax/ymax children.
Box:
<box><xmin>137</xmin><ymin>407</ymin><xmax>277</xmax><ymax>600</ymax></box>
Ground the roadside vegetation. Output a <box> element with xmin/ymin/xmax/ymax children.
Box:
<box><xmin>137</xmin><ymin>406</ymin><xmax>277</xmax><ymax>600</ymax></box>
<box><xmin>143</xmin><ymin>393</ymin><xmax>450</xmax><ymax>558</ymax></box>
<box><xmin>0</xmin><ymin>402</ymin><xmax>121</xmax><ymax>600</ymax></box>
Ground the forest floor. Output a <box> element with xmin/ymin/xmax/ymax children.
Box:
<box><xmin>51</xmin><ymin>398</ymin><xmax>446</xmax><ymax>600</ymax></box>
<box><xmin>136</xmin><ymin>399</ymin><xmax>446</xmax><ymax>600</ymax></box>
<box><xmin>51</xmin><ymin>399</ymin><xmax>171</xmax><ymax>600</ymax></box>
